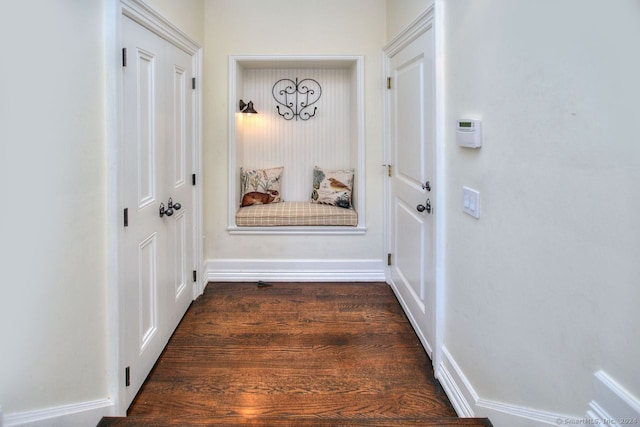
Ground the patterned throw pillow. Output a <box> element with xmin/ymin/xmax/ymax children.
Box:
<box><xmin>311</xmin><ymin>166</ymin><xmax>354</xmax><ymax>209</ymax></box>
<box><xmin>240</xmin><ymin>166</ymin><xmax>283</xmax><ymax>207</ymax></box>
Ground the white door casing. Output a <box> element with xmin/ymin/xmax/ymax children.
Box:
<box><xmin>121</xmin><ymin>12</ymin><xmax>197</xmax><ymax>408</ymax></box>
<box><xmin>385</xmin><ymin>19</ymin><xmax>436</xmax><ymax>357</ymax></box>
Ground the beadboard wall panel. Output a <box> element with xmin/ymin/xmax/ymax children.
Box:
<box><xmin>237</xmin><ymin>67</ymin><xmax>354</xmax><ymax>203</ymax></box>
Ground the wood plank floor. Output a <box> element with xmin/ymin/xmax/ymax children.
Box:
<box><xmin>99</xmin><ymin>282</ymin><xmax>491</xmax><ymax>426</ymax></box>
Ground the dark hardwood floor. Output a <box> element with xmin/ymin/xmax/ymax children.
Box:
<box><xmin>99</xmin><ymin>282</ymin><xmax>491</xmax><ymax>426</ymax></box>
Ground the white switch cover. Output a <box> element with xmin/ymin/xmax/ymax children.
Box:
<box><xmin>462</xmin><ymin>187</ymin><xmax>480</xmax><ymax>219</ymax></box>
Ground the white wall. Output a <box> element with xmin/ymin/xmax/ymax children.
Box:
<box><xmin>0</xmin><ymin>0</ymin><xmax>109</xmax><ymax>416</ymax></box>
<box><xmin>442</xmin><ymin>0</ymin><xmax>640</xmax><ymax>419</ymax></box>
<box><xmin>143</xmin><ymin>0</ymin><xmax>204</xmax><ymax>45</ymax></box>
<box><xmin>386</xmin><ymin>0</ymin><xmax>431</xmax><ymax>41</ymax></box>
<box><xmin>203</xmin><ymin>0</ymin><xmax>386</xmax><ymax>265</ymax></box>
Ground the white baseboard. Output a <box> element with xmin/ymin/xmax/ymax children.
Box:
<box><xmin>587</xmin><ymin>371</ymin><xmax>640</xmax><ymax>424</ymax></box>
<box><xmin>205</xmin><ymin>258</ymin><xmax>386</xmax><ymax>283</ymax></box>
<box><xmin>4</xmin><ymin>398</ymin><xmax>112</xmax><ymax>427</ymax></box>
<box><xmin>437</xmin><ymin>346</ymin><xmax>578</xmax><ymax>426</ymax></box>
<box><xmin>436</xmin><ymin>346</ymin><xmax>477</xmax><ymax>418</ymax></box>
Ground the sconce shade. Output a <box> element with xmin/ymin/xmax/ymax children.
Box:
<box><xmin>239</xmin><ymin>99</ymin><xmax>258</xmax><ymax>114</ymax></box>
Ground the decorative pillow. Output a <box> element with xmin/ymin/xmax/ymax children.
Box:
<box><xmin>240</xmin><ymin>166</ymin><xmax>283</xmax><ymax>207</ymax></box>
<box><xmin>311</xmin><ymin>166</ymin><xmax>354</xmax><ymax>209</ymax></box>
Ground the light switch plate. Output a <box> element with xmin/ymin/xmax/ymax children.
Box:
<box><xmin>462</xmin><ymin>187</ymin><xmax>480</xmax><ymax>219</ymax></box>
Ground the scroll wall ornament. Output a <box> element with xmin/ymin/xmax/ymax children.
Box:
<box><xmin>272</xmin><ymin>77</ymin><xmax>322</xmax><ymax>121</ymax></box>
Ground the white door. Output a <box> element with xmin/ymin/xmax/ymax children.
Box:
<box><xmin>388</xmin><ymin>29</ymin><xmax>436</xmax><ymax>356</ymax></box>
<box><xmin>164</xmin><ymin>40</ymin><xmax>194</xmax><ymax>332</ymax></box>
<box><xmin>122</xmin><ymin>16</ymin><xmax>195</xmax><ymax>407</ymax></box>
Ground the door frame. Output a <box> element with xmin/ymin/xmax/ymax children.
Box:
<box><xmin>382</xmin><ymin>2</ymin><xmax>445</xmax><ymax>377</ymax></box>
<box><xmin>105</xmin><ymin>0</ymin><xmax>203</xmax><ymax>415</ymax></box>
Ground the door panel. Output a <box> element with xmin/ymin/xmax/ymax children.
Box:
<box><xmin>137</xmin><ymin>49</ymin><xmax>157</xmax><ymax>207</ymax></box>
<box><xmin>138</xmin><ymin>233</ymin><xmax>158</xmax><ymax>351</ymax></box>
<box><xmin>174</xmin><ymin>212</ymin><xmax>188</xmax><ymax>300</ymax></box>
<box><xmin>396</xmin><ymin>57</ymin><xmax>424</xmax><ymax>184</ymax></box>
<box><xmin>123</xmin><ymin>17</ymin><xmax>167</xmax><ymax>407</ymax></box>
<box><xmin>388</xmin><ymin>29</ymin><xmax>435</xmax><ymax>356</ymax></box>
<box><xmin>396</xmin><ymin>202</ymin><xmax>425</xmax><ymax>308</ymax></box>
<box><xmin>165</xmin><ymin>43</ymin><xmax>194</xmax><ymax>326</ymax></box>
<box><xmin>122</xmin><ymin>16</ymin><xmax>194</xmax><ymax>408</ymax></box>
<box><xmin>170</xmin><ymin>64</ymin><xmax>187</xmax><ymax>186</ymax></box>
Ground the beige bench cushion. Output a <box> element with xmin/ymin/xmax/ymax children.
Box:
<box><xmin>236</xmin><ymin>201</ymin><xmax>357</xmax><ymax>226</ymax></box>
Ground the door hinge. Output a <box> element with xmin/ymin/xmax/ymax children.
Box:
<box><xmin>125</xmin><ymin>366</ymin><xmax>130</xmax><ymax>387</ymax></box>
<box><xmin>123</xmin><ymin>208</ymin><xmax>128</xmax><ymax>227</ymax></box>
<box><xmin>192</xmin><ymin>77</ymin><xmax>196</xmax><ymax>90</ymax></box>
<box><xmin>192</xmin><ymin>173</ymin><xmax>196</xmax><ymax>186</ymax></box>
<box><xmin>387</xmin><ymin>253</ymin><xmax>392</xmax><ymax>266</ymax></box>
<box><xmin>387</xmin><ymin>165</ymin><xmax>392</xmax><ymax>177</ymax></box>
<box><xmin>387</xmin><ymin>77</ymin><xmax>391</xmax><ymax>89</ymax></box>
<box><xmin>192</xmin><ymin>270</ymin><xmax>197</xmax><ymax>282</ymax></box>
<box><xmin>122</xmin><ymin>48</ymin><xmax>127</xmax><ymax>67</ymax></box>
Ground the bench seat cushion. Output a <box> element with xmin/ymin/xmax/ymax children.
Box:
<box><xmin>236</xmin><ymin>201</ymin><xmax>357</xmax><ymax>227</ymax></box>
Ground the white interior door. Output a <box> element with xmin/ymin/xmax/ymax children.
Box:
<box><xmin>122</xmin><ymin>16</ymin><xmax>195</xmax><ymax>407</ymax></box>
<box><xmin>164</xmin><ymin>32</ymin><xmax>195</xmax><ymax>337</ymax></box>
<box><xmin>388</xmin><ymin>29</ymin><xmax>436</xmax><ymax>356</ymax></box>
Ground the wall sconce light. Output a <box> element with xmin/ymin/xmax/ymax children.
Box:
<box><xmin>239</xmin><ymin>99</ymin><xmax>258</xmax><ymax>114</ymax></box>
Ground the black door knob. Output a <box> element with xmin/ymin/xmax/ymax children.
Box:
<box><xmin>159</xmin><ymin>203</ymin><xmax>173</xmax><ymax>218</ymax></box>
<box><xmin>417</xmin><ymin>199</ymin><xmax>432</xmax><ymax>214</ymax></box>
<box><xmin>168</xmin><ymin>197</ymin><xmax>181</xmax><ymax>211</ymax></box>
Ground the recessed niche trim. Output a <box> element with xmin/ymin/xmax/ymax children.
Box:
<box><xmin>227</xmin><ymin>55</ymin><xmax>365</xmax><ymax>234</ymax></box>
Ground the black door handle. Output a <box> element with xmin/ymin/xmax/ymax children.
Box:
<box><xmin>417</xmin><ymin>199</ymin><xmax>431</xmax><ymax>214</ymax></box>
<box><xmin>159</xmin><ymin>203</ymin><xmax>172</xmax><ymax>218</ymax></box>
<box><xmin>168</xmin><ymin>197</ymin><xmax>181</xmax><ymax>211</ymax></box>
<box><xmin>160</xmin><ymin>198</ymin><xmax>182</xmax><ymax>218</ymax></box>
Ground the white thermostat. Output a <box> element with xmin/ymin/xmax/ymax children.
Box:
<box><xmin>456</xmin><ymin>118</ymin><xmax>482</xmax><ymax>148</ymax></box>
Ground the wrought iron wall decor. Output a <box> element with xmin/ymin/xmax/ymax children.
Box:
<box><xmin>272</xmin><ymin>78</ymin><xmax>322</xmax><ymax>121</ymax></box>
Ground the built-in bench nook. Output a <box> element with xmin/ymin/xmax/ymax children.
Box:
<box><xmin>227</xmin><ymin>55</ymin><xmax>366</xmax><ymax>234</ymax></box>
<box><xmin>236</xmin><ymin>202</ymin><xmax>358</xmax><ymax>227</ymax></box>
